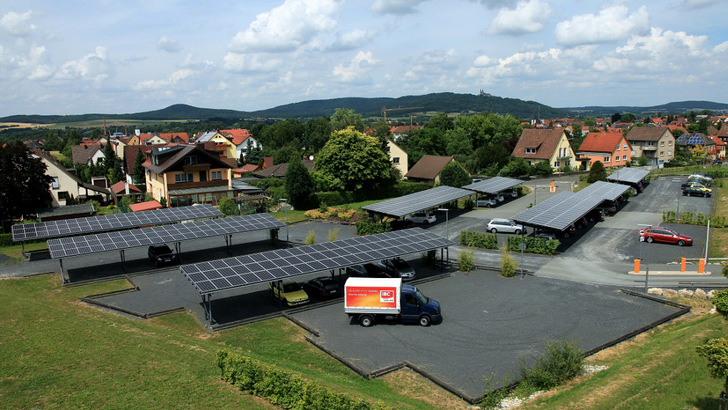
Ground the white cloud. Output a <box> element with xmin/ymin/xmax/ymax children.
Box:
<box><xmin>331</xmin><ymin>29</ymin><xmax>377</xmax><ymax>50</ymax></box>
<box><xmin>0</xmin><ymin>10</ymin><xmax>36</xmax><ymax>37</ymax></box>
<box><xmin>222</xmin><ymin>52</ymin><xmax>283</xmax><ymax>72</ymax></box>
<box><xmin>554</xmin><ymin>5</ymin><xmax>650</xmax><ymax>46</ymax></box>
<box><xmin>134</xmin><ymin>68</ymin><xmax>195</xmax><ymax>91</ymax></box>
<box><xmin>682</xmin><ymin>0</ymin><xmax>726</xmax><ymax>9</ymax></box>
<box><xmin>488</xmin><ymin>0</ymin><xmax>552</xmax><ymax>35</ymax></box>
<box><xmin>54</xmin><ymin>47</ymin><xmax>110</xmax><ymax>82</ymax></box>
<box><xmin>370</xmin><ymin>0</ymin><xmax>428</xmax><ymax>15</ymax></box>
<box><xmin>228</xmin><ymin>0</ymin><xmax>341</xmax><ymax>53</ymax></box>
<box><xmin>157</xmin><ymin>36</ymin><xmax>181</xmax><ymax>53</ymax></box>
<box><xmin>332</xmin><ymin>51</ymin><xmax>378</xmax><ymax>82</ymax></box>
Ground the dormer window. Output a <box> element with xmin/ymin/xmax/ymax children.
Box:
<box><xmin>525</xmin><ymin>148</ymin><xmax>536</xmax><ymax>154</ymax></box>
<box><xmin>184</xmin><ymin>156</ymin><xmax>199</xmax><ymax>165</ymax></box>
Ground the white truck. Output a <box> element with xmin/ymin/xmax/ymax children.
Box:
<box><xmin>344</xmin><ymin>277</ymin><xmax>441</xmax><ymax>327</ymax></box>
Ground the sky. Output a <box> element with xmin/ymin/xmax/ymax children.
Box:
<box><xmin>1</xmin><ymin>0</ymin><xmax>727</xmax><ymax>116</ymax></box>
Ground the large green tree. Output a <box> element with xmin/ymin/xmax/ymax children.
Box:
<box><xmin>0</xmin><ymin>142</ymin><xmax>53</xmax><ymax>224</ymax></box>
<box><xmin>315</xmin><ymin>127</ymin><xmax>394</xmax><ymax>192</ymax></box>
<box><xmin>439</xmin><ymin>161</ymin><xmax>470</xmax><ymax>188</ymax></box>
<box><xmin>303</xmin><ymin>116</ymin><xmax>333</xmax><ymax>153</ymax></box>
<box><xmin>587</xmin><ymin>161</ymin><xmax>607</xmax><ymax>183</ymax></box>
<box><xmin>132</xmin><ymin>148</ymin><xmax>146</xmax><ymax>190</ymax></box>
<box><xmin>285</xmin><ymin>156</ymin><xmax>316</xmax><ymax>210</ymax></box>
<box><xmin>330</xmin><ymin>108</ymin><xmax>364</xmax><ymax>132</ymax></box>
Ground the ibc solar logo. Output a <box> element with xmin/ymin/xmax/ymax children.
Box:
<box><xmin>380</xmin><ymin>290</ymin><xmax>394</xmax><ymax>303</ymax></box>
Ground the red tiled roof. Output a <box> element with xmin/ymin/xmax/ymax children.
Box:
<box><xmin>110</xmin><ymin>181</ymin><xmax>142</xmax><ymax>195</ymax></box>
<box><xmin>578</xmin><ymin>132</ymin><xmax>628</xmax><ymax>153</ymax></box>
<box><xmin>512</xmin><ymin>129</ymin><xmax>567</xmax><ymax>160</ymax></box>
<box><xmin>220</xmin><ymin>129</ymin><xmax>252</xmax><ymax>146</ymax></box>
<box><xmin>129</xmin><ymin>200</ymin><xmax>162</xmax><ymax>212</ymax></box>
<box><xmin>158</xmin><ymin>132</ymin><xmax>189</xmax><ymax>142</ymax></box>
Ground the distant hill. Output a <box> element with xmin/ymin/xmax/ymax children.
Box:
<box><xmin>561</xmin><ymin>100</ymin><xmax>728</xmax><ymax>116</ymax></box>
<box><xmin>2</xmin><ymin>95</ymin><xmax>726</xmax><ymax>125</ymax></box>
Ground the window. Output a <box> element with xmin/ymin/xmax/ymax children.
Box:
<box><xmin>58</xmin><ymin>192</ymin><xmax>69</xmax><ymax>201</ymax></box>
<box><xmin>624</xmin><ymin>144</ymin><xmax>628</xmax><ymax>150</ymax></box>
<box><xmin>51</xmin><ymin>177</ymin><xmax>59</xmax><ymax>189</ymax></box>
<box><xmin>392</xmin><ymin>157</ymin><xmax>400</xmax><ymax>164</ymax></box>
<box><xmin>616</xmin><ymin>145</ymin><xmax>620</xmax><ymax>151</ymax></box>
<box><xmin>554</xmin><ymin>161</ymin><xmax>560</xmax><ymax>168</ymax></box>
<box><xmin>669</xmin><ymin>140</ymin><xmax>673</xmax><ymax>146</ymax></box>
<box><xmin>525</xmin><ymin>148</ymin><xmax>536</xmax><ymax>154</ymax></box>
<box><xmin>615</xmin><ymin>156</ymin><xmax>620</xmax><ymax>162</ymax></box>
<box><xmin>668</xmin><ymin>150</ymin><xmax>672</xmax><ymax>156</ymax></box>
<box><xmin>660</xmin><ymin>151</ymin><xmax>664</xmax><ymax>157</ymax></box>
<box><xmin>661</xmin><ymin>141</ymin><xmax>665</xmax><ymax>147</ymax></box>
<box><xmin>622</xmin><ymin>155</ymin><xmax>627</xmax><ymax>161</ymax></box>
<box><xmin>175</xmin><ymin>173</ymin><xmax>193</xmax><ymax>183</ymax></box>
<box><xmin>184</xmin><ymin>156</ymin><xmax>199</xmax><ymax>165</ymax></box>
<box><xmin>211</xmin><ymin>171</ymin><xmax>222</xmax><ymax>180</ymax></box>
<box><xmin>604</xmin><ymin>156</ymin><xmax>610</xmax><ymax>163</ymax></box>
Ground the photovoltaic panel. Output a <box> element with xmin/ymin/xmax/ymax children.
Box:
<box><xmin>47</xmin><ymin>213</ymin><xmax>284</xmax><ymax>259</ymax></box>
<box><xmin>462</xmin><ymin>177</ymin><xmax>524</xmax><ymax>194</ymax></box>
<box><xmin>12</xmin><ymin>204</ymin><xmax>222</xmax><ymax>242</ymax></box>
<box><xmin>607</xmin><ymin>168</ymin><xmax>650</xmax><ymax>185</ymax></box>
<box><xmin>361</xmin><ymin>185</ymin><xmax>474</xmax><ymax>218</ymax></box>
<box><xmin>576</xmin><ymin>180</ymin><xmax>630</xmax><ymax>202</ymax></box>
<box><xmin>180</xmin><ymin>227</ymin><xmax>455</xmax><ymax>294</ymax></box>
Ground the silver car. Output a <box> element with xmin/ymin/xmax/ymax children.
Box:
<box><xmin>486</xmin><ymin>218</ymin><xmax>525</xmax><ymax>234</ymax></box>
<box><xmin>377</xmin><ymin>257</ymin><xmax>416</xmax><ymax>281</ymax></box>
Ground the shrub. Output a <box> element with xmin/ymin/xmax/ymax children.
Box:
<box><xmin>305</xmin><ymin>230</ymin><xmax>316</xmax><ymax>245</ymax></box>
<box><xmin>499</xmin><ymin>244</ymin><xmax>519</xmax><ymax>277</ymax></box>
<box><xmin>518</xmin><ymin>340</ymin><xmax>584</xmax><ymax>390</ymax></box>
<box><xmin>219</xmin><ymin>197</ymin><xmax>239</xmax><ymax>216</ymax></box>
<box><xmin>0</xmin><ymin>233</ymin><xmax>12</xmax><ymax>247</ymax></box>
<box><xmin>459</xmin><ymin>230</ymin><xmax>498</xmax><ymax>249</ymax></box>
<box><xmin>506</xmin><ymin>236</ymin><xmax>560</xmax><ymax>255</ymax></box>
<box><xmin>355</xmin><ymin>218</ymin><xmax>388</xmax><ymax>235</ymax></box>
<box><xmin>458</xmin><ymin>249</ymin><xmax>475</xmax><ymax>272</ymax></box>
<box><xmin>328</xmin><ymin>228</ymin><xmax>339</xmax><ymax>242</ymax></box>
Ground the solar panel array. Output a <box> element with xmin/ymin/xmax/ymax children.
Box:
<box><xmin>47</xmin><ymin>213</ymin><xmax>284</xmax><ymax>259</ymax></box>
<box><xmin>678</xmin><ymin>134</ymin><xmax>706</xmax><ymax>145</ymax></box>
<box><xmin>362</xmin><ymin>185</ymin><xmax>474</xmax><ymax>217</ymax></box>
<box><xmin>512</xmin><ymin>181</ymin><xmax>629</xmax><ymax>231</ymax></box>
<box><xmin>13</xmin><ymin>204</ymin><xmax>223</xmax><ymax>242</ymax></box>
<box><xmin>463</xmin><ymin>177</ymin><xmax>524</xmax><ymax>194</ymax></box>
<box><xmin>181</xmin><ymin>227</ymin><xmax>455</xmax><ymax>294</ymax></box>
<box><xmin>607</xmin><ymin>168</ymin><xmax>650</xmax><ymax>184</ymax></box>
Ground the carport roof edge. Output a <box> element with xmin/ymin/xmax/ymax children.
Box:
<box><xmin>362</xmin><ymin>185</ymin><xmax>474</xmax><ymax>218</ymax></box>
<box><xmin>462</xmin><ymin>177</ymin><xmax>524</xmax><ymax>194</ymax></box>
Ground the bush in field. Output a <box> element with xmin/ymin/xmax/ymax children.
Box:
<box><xmin>328</xmin><ymin>228</ymin><xmax>339</xmax><ymax>242</ymax></box>
<box><xmin>519</xmin><ymin>340</ymin><xmax>584</xmax><ymax>390</ymax></box>
<box><xmin>305</xmin><ymin>230</ymin><xmax>316</xmax><ymax>245</ymax></box>
<box><xmin>458</xmin><ymin>249</ymin><xmax>475</xmax><ymax>272</ymax></box>
<box><xmin>500</xmin><ymin>244</ymin><xmax>519</xmax><ymax>277</ymax></box>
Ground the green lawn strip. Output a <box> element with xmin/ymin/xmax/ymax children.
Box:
<box><xmin>709</xmin><ymin>178</ymin><xmax>728</xmax><ymax>259</ymax></box>
<box><xmin>0</xmin><ymin>241</ymin><xmax>48</xmax><ymax>263</ymax></box>
<box><xmin>520</xmin><ymin>313</ymin><xmax>726</xmax><ymax>409</ymax></box>
<box><xmin>0</xmin><ymin>275</ymin><xmax>433</xmax><ymax>409</ymax></box>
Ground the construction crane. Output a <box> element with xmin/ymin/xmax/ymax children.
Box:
<box><xmin>382</xmin><ymin>106</ymin><xmax>423</xmax><ymax>122</ymax></box>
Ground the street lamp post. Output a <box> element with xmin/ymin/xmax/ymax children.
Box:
<box><xmin>280</xmin><ymin>198</ymin><xmax>289</xmax><ymax>247</ymax></box>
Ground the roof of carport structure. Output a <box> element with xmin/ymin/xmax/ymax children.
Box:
<box><xmin>607</xmin><ymin>167</ymin><xmax>650</xmax><ymax>184</ymax></box>
<box><xmin>180</xmin><ymin>227</ymin><xmax>455</xmax><ymax>295</ymax></box>
<box><xmin>512</xmin><ymin>181</ymin><xmax>630</xmax><ymax>231</ymax></box>
<box><xmin>462</xmin><ymin>177</ymin><xmax>524</xmax><ymax>194</ymax></box>
<box><xmin>361</xmin><ymin>185</ymin><xmax>474</xmax><ymax>218</ymax></box>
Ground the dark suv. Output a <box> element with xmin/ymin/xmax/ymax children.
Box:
<box><xmin>148</xmin><ymin>244</ymin><xmax>177</xmax><ymax>267</ymax></box>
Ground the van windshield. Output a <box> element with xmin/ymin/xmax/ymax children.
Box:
<box><xmin>414</xmin><ymin>288</ymin><xmax>428</xmax><ymax>305</ymax></box>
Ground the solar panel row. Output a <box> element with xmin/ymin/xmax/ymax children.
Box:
<box><xmin>512</xmin><ymin>181</ymin><xmax>629</xmax><ymax>231</ymax></box>
<box><xmin>607</xmin><ymin>168</ymin><xmax>650</xmax><ymax>185</ymax></box>
<box><xmin>462</xmin><ymin>177</ymin><xmax>524</xmax><ymax>194</ymax></box>
<box><xmin>12</xmin><ymin>204</ymin><xmax>223</xmax><ymax>241</ymax></box>
<box><xmin>361</xmin><ymin>185</ymin><xmax>474</xmax><ymax>218</ymax></box>
<box><xmin>47</xmin><ymin>213</ymin><xmax>284</xmax><ymax>259</ymax></box>
<box><xmin>181</xmin><ymin>227</ymin><xmax>454</xmax><ymax>294</ymax></box>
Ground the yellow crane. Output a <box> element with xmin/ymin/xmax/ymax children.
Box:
<box><xmin>381</xmin><ymin>106</ymin><xmax>423</xmax><ymax>122</ymax></box>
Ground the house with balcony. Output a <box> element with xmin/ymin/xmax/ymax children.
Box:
<box><xmin>144</xmin><ymin>144</ymin><xmax>234</xmax><ymax>207</ymax></box>
<box><xmin>625</xmin><ymin>127</ymin><xmax>675</xmax><ymax>167</ymax></box>
<box><xmin>577</xmin><ymin>132</ymin><xmax>632</xmax><ymax>169</ymax></box>
<box><xmin>35</xmin><ymin>150</ymin><xmax>112</xmax><ymax>206</ymax></box>
<box><xmin>195</xmin><ymin>131</ymin><xmax>237</xmax><ymax>160</ymax></box>
<box><xmin>512</xmin><ymin>129</ymin><xmax>575</xmax><ymax>171</ymax></box>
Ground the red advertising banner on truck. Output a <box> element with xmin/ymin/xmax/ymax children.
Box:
<box><xmin>345</xmin><ymin>285</ymin><xmax>398</xmax><ymax>309</ymax></box>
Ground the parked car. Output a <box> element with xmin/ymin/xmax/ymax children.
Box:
<box><xmin>586</xmin><ymin>208</ymin><xmax>606</xmax><ymax>222</ymax></box>
<box><xmin>500</xmin><ymin>188</ymin><xmax>519</xmax><ymax>198</ymax></box>
<box><xmin>302</xmin><ymin>277</ymin><xmax>341</xmax><ymax>298</ymax></box>
<box><xmin>683</xmin><ymin>184</ymin><xmax>712</xmax><ymax>197</ymax></box>
<box><xmin>346</xmin><ymin>263</ymin><xmax>388</xmax><ymax>278</ymax></box>
<box><xmin>405</xmin><ymin>212</ymin><xmax>437</xmax><ymax>224</ymax></box>
<box><xmin>148</xmin><ymin>244</ymin><xmax>177</xmax><ymax>267</ymax></box>
<box><xmin>639</xmin><ymin>227</ymin><xmax>693</xmax><ymax>246</ymax></box>
<box><xmin>269</xmin><ymin>279</ymin><xmax>310</xmax><ymax>306</ymax></box>
<box><xmin>475</xmin><ymin>196</ymin><xmax>499</xmax><ymax>208</ymax></box>
<box><xmin>486</xmin><ymin>218</ymin><xmax>525</xmax><ymax>234</ymax></box>
<box><xmin>377</xmin><ymin>257</ymin><xmax>416</xmax><ymax>281</ymax></box>
<box><xmin>532</xmin><ymin>231</ymin><xmax>557</xmax><ymax>240</ymax></box>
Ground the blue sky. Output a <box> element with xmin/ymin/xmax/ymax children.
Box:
<box><xmin>1</xmin><ymin>0</ymin><xmax>727</xmax><ymax>116</ymax></box>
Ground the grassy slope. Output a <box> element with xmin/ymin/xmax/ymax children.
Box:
<box><xmin>0</xmin><ymin>275</ymin><xmax>440</xmax><ymax>409</ymax></box>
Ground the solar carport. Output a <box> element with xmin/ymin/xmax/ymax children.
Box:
<box><xmin>180</xmin><ymin>228</ymin><xmax>455</xmax><ymax>326</ymax></box>
<box><xmin>512</xmin><ymin>181</ymin><xmax>630</xmax><ymax>234</ymax></box>
<box><xmin>361</xmin><ymin>185</ymin><xmax>474</xmax><ymax>218</ymax></box>
<box><xmin>462</xmin><ymin>176</ymin><xmax>524</xmax><ymax>195</ymax></box>
<box><xmin>48</xmin><ymin>213</ymin><xmax>284</xmax><ymax>283</ymax></box>
<box><xmin>607</xmin><ymin>167</ymin><xmax>650</xmax><ymax>193</ymax></box>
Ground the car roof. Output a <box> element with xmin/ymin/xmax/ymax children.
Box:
<box><xmin>489</xmin><ymin>218</ymin><xmax>510</xmax><ymax>222</ymax></box>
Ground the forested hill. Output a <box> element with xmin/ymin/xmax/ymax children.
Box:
<box><xmin>0</xmin><ymin>93</ymin><xmax>564</xmax><ymax>124</ymax></box>
<box><xmin>561</xmin><ymin>100</ymin><xmax>728</xmax><ymax>117</ymax></box>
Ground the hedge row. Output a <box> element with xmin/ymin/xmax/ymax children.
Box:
<box><xmin>0</xmin><ymin>233</ymin><xmax>12</xmax><ymax>247</ymax></box>
<box><xmin>216</xmin><ymin>349</ymin><xmax>386</xmax><ymax>410</ymax></box>
<box><xmin>459</xmin><ymin>231</ymin><xmax>559</xmax><ymax>255</ymax></box>
<box><xmin>506</xmin><ymin>236</ymin><xmax>560</xmax><ymax>255</ymax></box>
<box><xmin>662</xmin><ymin>211</ymin><xmax>727</xmax><ymax>227</ymax></box>
<box><xmin>460</xmin><ymin>231</ymin><xmax>498</xmax><ymax>249</ymax></box>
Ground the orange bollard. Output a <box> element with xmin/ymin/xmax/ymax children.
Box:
<box><xmin>699</xmin><ymin>259</ymin><xmax>705</xmax><ymax>274</ymax></box>
<box><xmin>634</xmin><ymin>259</ymin><xmax>641</xmax><ymax>274</ymax></box>
<box><xmin>681</xmin><ymin>257</ymin><xmax>686</xmax><ymax>272</ymax></box>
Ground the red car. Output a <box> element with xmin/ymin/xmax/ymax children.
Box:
<box><xmin>639</xmin><ymin>227</ymin><xmax>693</xmax><ymax>246</ymax></box>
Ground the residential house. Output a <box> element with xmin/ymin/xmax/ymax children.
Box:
<box><xmin>158</xmin><ymin>132</ymin><xmax>189</xmax><ymax>144</ymax></box>
<box><xmin>577</xmin><ymin>132</ymin><xmax>632</xmax><ymax>169</ymax></box>
<box><xmin>110</xmin><ymin>180</ymin><xmax>143</xmax><ymax>202</ymax></box>
<box><xmin>35</xmin><ymin>151</ymin><xmax>112</xmax><ymax>206</ymax></box>
<box><xmin>123</xmin><ymin>145</ymin><xmax>154</xmax><ymax>184</ymax></box>
<box><xmin>404</xmin><ymin>155</ymin><xmax>455</xmax><ymax>184</ymax></box>
<box><xmin>710</xmin><ymin>136</ymin><xmax>726</xmax><ymax>160</ymax></box>
<box><xmin>71</xmin><ymin>144</ymin><xmax>105</xmax><ymax>166</ymax></box>
<box><xmin>676</xmin><ymin>133</ymin><xmax>717</xmax><ymax>160</ymax></box>
<box><xmin>387</xmin><ymin>139</ymin><xmax>408</xmax><ymax>178</ymax></box>
<box><xmin>389</xmin><ymin>125</ymin><xmax>421</xmax><ymax>142</ymax></box>
<box><xmin>252</xmin><ymin>159</ymin><xmax>315</xmax><ymax>179</ymax></box>
<box><xmin>219</xmin><ymin>129</ymin><xmax>260</xmax><ymax>161</ymax></box>
<box><xmin>195</xmin><ymin>131</ymin><xmax>237</xmax><ymax>160</ymax></box>
<box><xmin>142</xmin><ymin>134</ymin><xmax>168</xmax><ymax>145</ymax></box>
<box><xmin>625</xmin><ymin>127</ymin><xmax>675</xmax><ymax>167</ymax></box>
<box><xmin>717</xmin><ymin>124</ymin><xmax>728</xmax><ymax>144</ymax></box>
<box><xmin>144</xmin><ymin>144</ymin><xmax>235</xmax><ymax>207</ymax></box>
<box><xmin>512</xmin><ymin>129</ymin><xmax>575</xmax><ymax>171</ymax></box>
